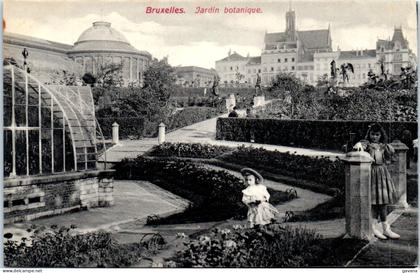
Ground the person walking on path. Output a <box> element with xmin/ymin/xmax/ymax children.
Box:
<box><xmin>228</xmin><ymin>106</ymin><xmax>239</xmax><ymax>118</ymax></box>
<box><xmin>353</xmin><ymin>123</ymin><xmax>400</xmax><ymax>240</ymax></box>
<box><xmin>241</xmin><ymin>168</ymin><xmax>278</xmax><ymax>228</ymax></box>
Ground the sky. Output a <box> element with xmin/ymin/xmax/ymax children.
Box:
<box><xmin>4</xmin><ymin>0</ymin><xmax>418</xmax><ymax>69</ymax></box>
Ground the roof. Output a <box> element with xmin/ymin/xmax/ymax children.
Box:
<box><xmin>217</xmin><ymin>52</ymin><xmax>248</xmax><ymax>62</ymax></box>
<box><xmin>247</xmin><ymin>56</ymin><xmax>261</xmax><ymax>65</ymax></box>
<box><xmin>297</xmin><ymin>29</ymin><xmax>331</xmax><ymax>50</ymax></box>
<box><xmin>175</xmin><ymin>66</ymin><xmax>215</xmax><ymax>75</ymax></box>
<box><xmin>376</xmin><ymin>28</ymin><xmax>409</xmax><ymax>50</ymax></box>
<box><xmin>264</xmin><ymin>32</ymin><xmax>287</xmax><ymax>44</ymax></box>
<box><xmin>338</xmin><ymin>49</ymin><xmax>376</xmax><ymax>60</ymax></box>
<box><xmin>76</xmin><ymin>21</ymin><xmax>129</xmax><ymax>44</ymax></box>
<box><xmin>392</xmin><ymin>28</ymin><xmax>408</xmax><ymax>48</ymax></box>
<box><xmin>4</xmin><ymin>32</ymin><xmax>72</xmax><ymax>53</ymax></box>
<box><xmin>69</xmin><ymin>21</ymin><xmax>151</xmax><ymax>57</ymax></box>
<box><xmin>69</xmin><ymin>40</ymin><xmax>150</xmax><ymax>57</ymax></box>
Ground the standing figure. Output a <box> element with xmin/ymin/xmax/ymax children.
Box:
<box><xmin>353</xmin><ymin>123</ymin><xmax>400</xmax><ymax>240</ymax></box>
<box><xmin>241</xmin><ymin>168</ymin><xmax>278</xmax><ymax>228</ymax></box>
<box><xmin>340</xmin><ymin>63</ymin><xmax>354</xmax><ymax>83</ymax></box>
<box><xmin>330</xmin><ymin>60</ymin><xmax>337</xmax><ymax>79</ymax></box>
<box><xmin>255</xmin><ymin>73</ymin><xmax>262</xmax><ymax>96</ymax></box>
<box><xmin>211</xmin><ymin>74</ymin><xmax>220</xmax><ymax>97</ymax></box>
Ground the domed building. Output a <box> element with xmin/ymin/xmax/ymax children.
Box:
<box><xmin>3</xmin><ymin>21</ymin><xmax>152</xmax><ymax>86</ymax></box>
<box><xmin>68</xmin><ymin>21</ymin><xmax>151</xmax><ymax>86</ymax></box>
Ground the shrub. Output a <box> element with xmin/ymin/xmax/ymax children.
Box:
<box><xmin>147</xmin><ymin>143</ymin><xmax>233</xmax><ymax>158</ymax></box>
<box><xmin>216</xmin><ymin>118</ymin><xmax>417</xmax><ymax>151</ymax></box>
<box><xmin>97</xmin><ymin>117</ymin><xmax>144</xmax><ymax>139</ymax></box>
<box><xmin>4</xmin><ymin>226</ymin><xmax>144</xmax><ymax>267</ymax></box>
<box><xmin>169</xmin><ymin>224</ymin><xmax>366</xmax><ymax>267</ymax></box>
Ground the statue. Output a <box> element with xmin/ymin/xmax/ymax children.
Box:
<box><xmin>340</xmin><ymin>63</ymin><xmax>354</xmax><ymax>83</ymax></box>
<box><xmin>211</xmin><ymin>74</ymin><xmax>220</xmax><ymax>97</ymax></box>
<box><xmin>255</xmin><ymin>73</ymin><xmax>262</xmax><ymax>95</ymax></box>
<box><xmin>330</xmin><ymin>60</ymin><xmax>337</xmax><ymax>79</ymax></box>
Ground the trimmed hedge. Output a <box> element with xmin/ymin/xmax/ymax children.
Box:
<box><xmin>216</xmin><ymin>118</ymin><xmax>418</xmax><ymax>151</ymax></box>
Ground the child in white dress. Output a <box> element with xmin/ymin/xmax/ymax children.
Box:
<box><xmin>241</xmin><ymin>168</ymin><xmax>278</xmax><ymax>227</ymax></box>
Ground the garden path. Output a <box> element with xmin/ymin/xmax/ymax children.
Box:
<box><xmin>346</xmin><ymin>208</ymin><xmax>418</xmax><ymax>267</ymax></box>
<box><xmin>4</xmin><ymin>180</ymin><xmax>190</xmax><ymax>236</ymax></box>
<box><xmin>100</xmin><ymin>105</ymin><xmax>344</xmax><ymax>165</ymax></box>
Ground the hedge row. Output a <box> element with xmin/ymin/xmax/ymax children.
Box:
<box><xmin>97</xmin><ymin>117</ymin><xmax>144</xmax><ymax>139</ymax></box>
<box><xmin>216</xmin><ymin>118</ymin><xmax>418</xmax><ymax>151</ymax></box>
<box><xmin>98</xmin><ymin>107</ymin><xmax>223</xmax><ymax>140</ymax></box>
<box><xmin>147</xmin><ymin>143</ymin><xmax>345</xmax><ymax>193</ymax></box>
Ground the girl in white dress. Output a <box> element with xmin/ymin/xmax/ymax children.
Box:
<box><xmin>241</xmin><ymin>168</ymin><xmax>278</xmax><ymax>227</ymax></box>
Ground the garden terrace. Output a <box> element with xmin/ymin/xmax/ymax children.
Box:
<box><xmin>114</xmin><ymin>157</ymin><xmax>294</xmax><ymax>224</ymax></box>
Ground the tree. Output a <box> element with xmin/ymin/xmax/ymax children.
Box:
<box><xmin>95</xmin><ymin>63</ymin><xmax>124</xmax><ymax>88</ymax></box>
<box><xmin>268</xmin><ymin>73</ymin><xmax>305</xmax><ymax>118</ymax></box>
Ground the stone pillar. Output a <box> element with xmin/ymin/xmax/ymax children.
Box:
<box><xmin>158</xmin><ymin>123</ymin><xmax>166</xmax><ymax>144</ymax></box>
<box><xmin>342</xmin><ymin>151</ymin><xmax>374</xmax><ymax>240</ymax></box>
<box><xmin>98</xmin><ymin>177</ymin><xmax>114</xmax><ymax>207</ymax></box>
<box><xmin>112</xmin><ymin>122</ymin><xmax>119</xmax><ymax>144</ymax></box>
<box><xmin>389</xmin><ymin>140</ymin><xmax>409</xmax><ymax>209</ymax></box>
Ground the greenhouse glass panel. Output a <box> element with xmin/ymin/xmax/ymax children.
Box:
<box><xmin>4</xmin><ymin>130</ymin><xmax>12</xmax><ymax>177</ymax></box>
<box><xmin>53</xmin><ymin>129</ymin><xmax>64</xmax><ymax>172</ymax></box>
<box><xmin>41</xmin><ymin>129</ymin><xmax>52</xmax><ymax>174</ymax></box>
<box><xmin>15</xmin><ymin>130</ymin><xmax>27</xmax><ymax>176</ymax></box>
<box><xmin>28</xmin><ymin>130</ymin><xmax>40</xmax><ymax>175</ymax></box>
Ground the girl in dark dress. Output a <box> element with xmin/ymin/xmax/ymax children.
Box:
<box><xmin>354</xmin><ymin>123</ymin><xmax>400</xmax><ymax>240</ymax></box>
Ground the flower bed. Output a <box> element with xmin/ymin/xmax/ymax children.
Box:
<box><xmin>147</xmin><ymin>143</ymin><xmax>233</xmax><ymax>159</ymax></box>
<box><xmin>168</xmin><ymin>224</ymin><xmax>366</xmax><ymax>267</ymax></box>
<box><xmin>4</xmin><ymin>225</ymin><xmax>144</xmax><ymax>267</ymax></box>
<box><xmin>114</xmin><ymin>157</ymin><xmax>292</xmax><ymax>224</ymax></box>
<box><xmin>216</xmin><ymin>118</ymin><xmax>417</xmax><ymax>151</ymax></box>
<box><xmin>219</xmin><ymin>146</ymin><xmax>345</xmax><ymax>192</ymax></box>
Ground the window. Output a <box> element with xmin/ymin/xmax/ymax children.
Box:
<box><xmin>258</xmin><ymin>69</ymin><xmax>261</xmax><ymax>73</ymax></box>
<box><xmin>230</xmin><ymin>67</ymin><xmax>233</xmax><ymax>71</ymax></box>
<box><xmin>277</xmin><ymin>59</ymin><xmax>281</xmax><ymax>63</ymax></box>
<box><xmin>285</xmin><ymin>58</ymin><xmax>288</xmax><ymax>63</ymax></box>
<box><xmin>368</xmin><ymin>63</ymin><xmax>371</xmax><ymax>68</ymax></box>
<box><xmin>291</xmin><ymin>66</ymin><xmax>295</xmax><ymax>70</ymax></box>
<box><xmin>292</xmin><ymin>58</ymin><xmax>295</xmax><ymax>62</ymax></box>
<box><xmin>271</xmin><ymin>67</ymin><xmax>274</xmax><ymax>71</ymax></box>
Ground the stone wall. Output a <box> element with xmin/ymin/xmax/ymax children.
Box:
<box><xmin>4</xmin><ymin>170</ymin><xmax>114</xmax><ymax>224</ymax></box>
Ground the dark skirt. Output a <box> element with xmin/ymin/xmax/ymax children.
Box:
<box><xmin>371</xmin><ymin>165</ymin><xmax>397</xmax><ymax>205</ymax></box>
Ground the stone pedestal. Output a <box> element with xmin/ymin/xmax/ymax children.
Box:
<box><xmin>389</xmin><ymin>140</ymin><xmax>409</xmax><ymax>209</ymax></box>
<box><xmin>225</xmin><ymin>94</ymin><xmax>236</xmax><ymax>111</ymax></box>
<box><xmin>112</xmin><ymin>122</ymin><xmax>119</xmax><ymax>144</ymax></box>
<box><xmin>342</xmin><ymin>151</ymin><xmax>374</xmax><ymax>240</ymax></box>
<box><xmin>253</xmin><ymin>96</ymin><xmax>265</xmax><ymax>108</ymax></box>
<box><xmin>158</xmin><ymin>123</ymin><xmax>166</xmax><ymax>144</ymax></box>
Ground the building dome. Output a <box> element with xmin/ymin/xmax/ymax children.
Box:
<box><xmin>76</xmin><ymin>21</ymin><xmax>129</xmax><ymax>44</ymax></box>
<box><xmin>70</xmin><ymin>21</ymin><xmax>145</xmax><ymax>55</ymax></box>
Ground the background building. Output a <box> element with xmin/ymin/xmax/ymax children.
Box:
<box><xmin>4</xmin><ymin>21</ymin><xmax>152</xmax><ymax>86</ymax></box>
<box><xmin>174</xmin><ymin>66</ymin><xmax>216</xmax><ymax>87</ymax></box>
<box><xmin>215</xmin><ymin>9</ymin><xmax>416</xmax><ymax>87</ymax></box>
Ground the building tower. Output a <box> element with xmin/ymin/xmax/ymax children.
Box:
<box><xmin>285</xmin><ymin>4</ymin><xmax>296</xmax><ymax>41</ymax></box>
